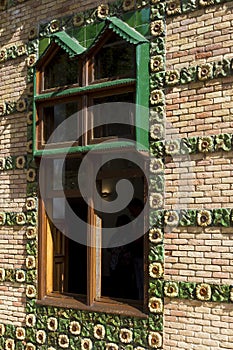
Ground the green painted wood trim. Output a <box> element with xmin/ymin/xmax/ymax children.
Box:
<box><xmin>32</xmin><ymin>68</ymin><xmax>37</xmax><ymax>155</ymax></box>
<box><xmin>34</xmin><ymin>78</ymin><xmax>136</xmax><ymax>101</ymax></box>
<box><xmin>33</xmin><ymin>141</ymin><xmax>136</xmax><ymax>157</ymax></box>
<box><xmin>136</xmin><ymin>42</ymin><xmax>149</xmax><ymax>151</ymax></box>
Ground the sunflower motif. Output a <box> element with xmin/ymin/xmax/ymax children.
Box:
<box><xmin>27</xmin><ymin>169</ymin><xmax>36</xmax><ymax>183</ymax></box>
<box><xmin>27</xmin><ymin>111</ymin><xmax>33</xmax><ymax>125</ymax></box>
<box><xmin>105</xmin><ymin>344</ymin><xmax>119</xmax><ymax>350</ymax></box>
<box><xmin>164</xmin><ymin>210</ymin><xmax>179</xmax><ymax>227</ymax></box>
<box><xmin>150</xmin><ymin>124</ymin><xmax>164</xmax><ymax>140</ymax></box>
<box><xmin>28</xmin><ymin>27</ymin><xmax>38</xmax><ymax>40</ymax></box>
<box><xmin>0</xmin><ymin>102</ymin><xmax>6</xmax><ymax>116</ymax></box>
<box><xmin>26</xmin><ymin>197</ymin><xmax>37</xmax><ymax>211</ymax></box>
<box><xmin>165</xmin><ymin>139</ymin><xmax>180</xmax><ymax>155</ymax></box>
<box><xmin>36</xmin><ymin>330</ymin><xmax>46</xmax><ymax>344</ymax></box>
<box><xmin>199</xmin><ymin>0</ymin><xmax>214</xmax><ymax>6</ymax></box>
<box><xmin>122</xmin><ymin>0</ymin><xmax>135</xmax><ymax>11</ymax></box>
<box><xmin>150</xmin><ymin>158</ymin><xmax>164</xmax><ymax>174</ymax></box>
<box><xmin>47</xmin><ymin>317</ymin><xmax>58</xmax><ymax>331</ymax></box>
<box><xmin>151</xmin><ymin>21</ymin><xmax>165</xmax><ymax>37</ymax></box>
<box><xmin>0</xmin><ymin>323</ymin><xmax>5</xmax><ymax>337</ymax></box>
<box><xmin>27</xmin><ymin>140</ymin><xmax>33</xmax><ymax>153</ymax></box>
<box><xmin>16</xmin><ymin>213</ymin><xmax>26</xmax><ymax>225</ymax></box>
<box><xmin>16</xmin><ymin>156</ymin><xmax>26</xmax><ymax>169</ymax></box>
<box><xmin>148</xmin><ymin>297</ymin><xmax>163</xmax><ymax>314</ymax></box>
<box><xmin>27</xmin><ymin>54</ymin><xmax>37</xmax><ymax>67</ymax></box>
<box><xmin>5</xmin><ymin>339</ymin><xmax>15</xmax><ymax>350</ymax></box>
<box><xmin>69</xmin><ymin>320</ymin><xmax>81</xmax><ymax>335</ymax></box>
<box><xmin>25</xmin><ymin>344</ymin><xmax>36</xmax><ymax>350</ymax></box>
<box><xmin>26</xmin><ymin>285</ymin><xmax>36</xmax><ymax>298</ymax></box>
<box><xmin>197</xmin><ymin>209</ymin><xmax>212</xmax><ymax>227</ymax></box>
<box><xmin>26</xmin><ymin>226</ymin><xmax>37</xmax><ymax>239</ymax></box>
<box><xmin>81</xmin><ymin>338</ymin><xmax>93</xmax><ymax>350</ymax></box>
<box><xmin>119</xmin><ymin>328</ymin><xmax>133</xmax><ymax>344</ymax></box>
<box><xmin>26</xmin><ymin>256</ymin><xmax>36</xmax><ymax>269</ymax></box>
<box><xmin>150</xmin><ymin>193</ymin><xmax>163</xmax><ymax>209</ymax></box>
<box><xmin>0</xmin><ymin>212</ymin><xmax>6</xmax><ymax>225</ymax></box>
<box><xmin>73</xmin><ymin>13</ymin><xmax>84</xmax><ymax>27</ymax></box>
<box><xmin>58</xmin><ymin>334</ymin><xmax>69</xmax><ymax>349</ymax></box>
<box><xmin>16</xmin><ymin>99</ymin><xmax>27</xmax><ymax>112</ymax></box>
<box><xmin>196</xmin><ymin>283</ymin><xmax>212</xmax><ymax>301</ymax></box>
<box><xmin>197</xmin><ymin>63</ymin><xmax>213</xmax><ymax>81</ymax></box>
<box><xmin>15</xmin><ymin>269</ymin><xmax>26</xmax><ymax>283</ymax></box>
<box><xmin>25</xmin><ymin>314</ymin><xmax>36</xmax><ymax>327</ymax></box>
<box><xmin>17</xmin><ymin>44</ymin><xmax>26</xmax><ymax>56</ymax></box>
<box><xmin>164</xmin><ymin>281</ymin><xmax>179</xmax><ymax>297</ymax></box>
<box><xmin>27</xmin><ymin>83</ymin><xmax>34</xmax><ymax>96</ymax></box>
<box><xmin>150</xmin><ymin>90</ymin><xmax>164</xmax><ymax>105</ymax></box>
<box><xmin>166</xmin><ymin>0</ymin><xmax>181</xmax><ymax>15</ymax></box>
<box><xmin>97</xmin><ymin>4</ymin><xmax>109</xmax><ymax>19</ymax></box>
<box><xmin>198</xmin><ymin>136</ymin><xmax>214</xmax><ymax>153</ymax></box>
<box><xmin>15</xmin><ymin>327</ymin><xmax>25</xmax><ymax>340</ymax></box>
<box><xmin>148</xmin><ymin>331</ymin><xmax>163</xmax><ymax>348</ymax></box>
<box><xmin>150</xmin><ymin>55</ymin><xmax>164</xmax><ymax>72</ymax></box>
<box><xmin>149</xmin><ymin>262</ymin><xmax>163</xmax><ymax>278</ymax></box>
<box><xmin>149</xmin><ymin>228</ymin><xmax>163</xmax><ymax>244</ymax></box>
<box><xmin>94</xmin><ymin>324</ymin><xmax>105</xmax><ymax>340</ymax></box>
<box><xmin>49</xmin><ymin>19</ymin><xmax>60</xmax><ymax>33</ymax></box>
<box><xmin>0</xmin><ymin>158</ymin><xmax>5</xmax><ymax>171</ymax></box>
<box><xmin>0</xmin><ymin>49</ymin><xmax>7</xmax><ymax>62</ymax></box>
<box><xmin>165</xmin><ymin>70</ymin><xmax>180</xmax><ymax>86</ymax></box>
<box><xmin>134</xmin><ymin>347</ymin><xmax>146</xmax><ymax>350</ymax></box>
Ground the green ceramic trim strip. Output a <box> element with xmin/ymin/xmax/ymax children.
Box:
<box><xmin>150</xmin><ymin>133</ymin><xmax>233</xmax><ymax>156</ymax></box>
<box><xmin>0</xmin><ymin>211</ymin><xmax>37</xmax><ymax>226</ymax></box>
<box><xmin>152</xmin><ymin>58</ymin><xmax>233</xmax><ymax>88</ymax></box>
<box><xmin>0</xmin><ymin>43</ymin><xmax>26</xmax><ymax>63</ymax></box>
<box><xmin>150</xmin><ymin>208</ymin><xmax>233</xmax><ymax>228</ymax></box>
<box><xmin>166</xmin><ymin>0</ymin><xmax>232</xmax><ymax>17</ymax></box>
<box><xmin>0</xmin><ymin>268</ymin><xmax>36</xmax><ymax>284</ymax></box>
<box><xmin>34</xmin><ymin>141</ymin><xmax>136</xmax><ymax>157</ymax></box>
<box><xmin>150</xmin><ymin>279</ymin><xmax>233</xmax><ymax>304</ymax></box>
<box><xmin>34</xmin><ymin>78</ymin><xmax>136</xmax><ymax>101</ymax></box>
<box><xmin>135</xmin><ymin>43</ymin><xmax>150</xmax><ymax>151</ymax></box>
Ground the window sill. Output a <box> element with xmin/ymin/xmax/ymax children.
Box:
<box><xmin>36</xmin><ymin>294</ymin><xmax>148</xmax><ymax>318</ymax></box>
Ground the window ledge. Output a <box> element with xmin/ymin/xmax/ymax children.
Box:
<box><xmin>36</xmin><ymin>294</ymin><xmax>148</xmax><ymax>318</ymax></box>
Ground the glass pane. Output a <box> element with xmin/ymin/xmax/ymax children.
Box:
<box><xmin>100</xmin><ymin>174</ymin><xmax>144</xmax><ymax>301</ymax></box>
<box><xmin>43</xmin><ymin>101</ymin><xmax>79</xmax><ymax>144</ymax></box>
<box><xmin>92</xmin><ymin>92</ymin><xmax>135</xmax><ymax>139</ymax></box>
<box><xmin>44</xmin><ymin>51</ymin><xmax>78</xmax><ymax>89</ymax></box>
<box><xmin>94</xmin><ymin>35</ymin><xmax>135</xmax><ymax>80</ymax></box>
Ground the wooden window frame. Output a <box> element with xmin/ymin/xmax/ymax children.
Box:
<box><xmin>38</xmin><ymin>155</ymin><xmax>149</xmax><ymax>317</ymax></box>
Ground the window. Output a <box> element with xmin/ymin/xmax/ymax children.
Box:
<box><xmin>36</xmin><ymin>18</ymin><xmax>149</xmax><ymax>314</ymax></box>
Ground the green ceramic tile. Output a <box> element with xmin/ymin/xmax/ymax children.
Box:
<box><xmin>122</xmin><ymin>11</ymin><xmax>136</xmax><ymax>27</ymax></box>
<box><xmin>135</xmin><ymin>7</ymin><xmax>150</xmax><ymax>26</ymax></box>
<box><xmin>135</xmin><ymin>24</ymin><xmax>149</xmax><ymax>36</ymax></box>
<box><xmin>71</xmin><ymin>27</ymin><xmax>85</xmax><ymax>44</ymax></box>
<box><xmin>86</xmin><ymin>23</ymin><xmax>98</xmax><ymax>41</ymax></box>
<box><xmin>85</xmin><ymin>39</ymin><xmax>95</xmax><ymax>49</ymax></box>
<box><xmin>39</xmin><ymin>38</ymin><xmax>50</xmax><ymax>56</ymax></box>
